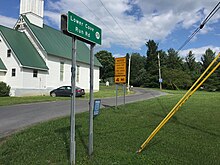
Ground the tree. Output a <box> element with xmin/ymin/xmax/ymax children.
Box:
<box><xmin>95</xmin><ymin>50</ymin><xmax>114</xmax><ymax>82</ymax></box>
<box><xmin>162</xmin><ymin>69</ymin><xmax>192</xmax><ymax>90</ymax></box>
<box><xmin>166</xmin><ymin>48</ymin><xmax>183</xmax><ymax>70</ymax></box>
<box><xmin>145</xmin><ymin>40</ymin><xmax>158</xmax><ymax>71</ymax></box>
<box><xmin>144</xmin><ymin>40</ymin><xmax>159</xmax><ymax>88</ymax></box>
<box><xmin>129</xmin><ymin>53</ymin><xmax>146</xmax><ymax>86</ymax></box>
<box><xmin>0</xmin><ymin>82</ymin><xmax>10</xmax><ymax>97</ymax></box>
<box><xmin>185</xmin><ymin>50</ymin><xmax>201</xmax><ymax>81</ymax></box>
<box><xmin>201</xmin><ymin>48</ymin><xmax>215</xmax><ymax>71</ymax></box>
<box><xmin>200</xmin><ymin>48</ymin><xmax>219</xmax><ymax>91</ymax></box>
<box><xmin>159</xmin><ymin>48</ymin><xmax>193</xmax><ymax>90</ymax></box>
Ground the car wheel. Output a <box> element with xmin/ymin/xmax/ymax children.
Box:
<box><xmin>51</xmin><ymin>92</ymin><xmax>56</xmax><ymax>97</ymax></box>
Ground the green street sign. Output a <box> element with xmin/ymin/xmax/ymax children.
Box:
<box><xmin>67</xmin><ymin>11</ymin><xmax>102</xmax><ymax>45</ymax></box>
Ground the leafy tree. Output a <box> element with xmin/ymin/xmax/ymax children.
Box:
<box><xmin>95</xmin><ymin>50</ymin><xmax>114</xmax><ymax>82</ymax></box>
<box><xmin>160</xmin><ymin>48</ymin><xmax>192</xmax><ymax>90</ymax></box>
<box><xmin>166</xmin><ymin>48</ymin><xmax>183</xmax><ymax>70</ymax></box>
<box><xmin>158</xmin><ymin>50</ymin><xmax>168</xmax><ymax>67</ymax></box>
<box><xmin>129</xmin><ymin>53</ymin><xmax>146</xmax><ymax>86</ymax></box>
<box><xmin>201</xmin><ymin>48</ymin><xmax>215</xmax><ymax>71</ymax></box>
<box><xmin>200</xmin><ymin>49</ymin><xmax>219</xmax><ymax>91</ymax></box>
<box><xmin>144</xmin><ymin>40</ymin><xmax>159</xmax><ymax>88</ymax></box>
<box><xmin>0</xmin><ymin>82</ymin><xmax>10</xmax><ymax>97</ymax></box>
<box><xmin>145</xmin><ymin>40</ymin><xmax>158</xmax><ymax>71</ymax></box>
<box><xmin>185</xmin><ymin>51</ymin><xmax>196</xmax><ymax>71</ymax></box>
<box><xmin>134</xmin><ymin>68</ymin><xmax>148</xmax><ymax>87</ymax></box>
<box><xmin>184</xmin><ymin>50</ymin><xmax>201</xmax><ymax>81</ymax></box>
<box><xmin>162</xmin><ymin>68</ymin><xmax>192</xmax><ymax>90</ymax></box>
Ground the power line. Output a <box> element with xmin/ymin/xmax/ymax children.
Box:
<box><xmin>177</xmin><ymin>2</ymin><xmax>220</xmax><ymax>53</ymax></box>
<box><xmin>201</xmin><ymin>2</ymin><xmax>220</xmax><ymax>27</ymax></box>
<box><xmin>78</xmin><ymin>0</ymin><xmax>114</xmax><ymax>35</ymax></box>
<box><xmin>97</xmin><ymin>0</ymin><xmax>135</xmax><ymax>48</ymax></box>
<box><xmin>79</xmin><ymin>0</ymin><xmax>132</xmax><ymax>46</ymax></box>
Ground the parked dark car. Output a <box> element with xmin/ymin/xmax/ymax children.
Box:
<box><xmin>50</xmin><ymin>86</ymin><xmax>85</xmax><ymax>97</ymax></box>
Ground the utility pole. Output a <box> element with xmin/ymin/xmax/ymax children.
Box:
<box><xmin>127</xmin><ymin>54</ymin><xmax>131</xmax><ymax>92</ymax></box>
<box><xmin>158</xmin><ymin>52</ymin><xmax>162</xmax><ymax>90</ymax></box>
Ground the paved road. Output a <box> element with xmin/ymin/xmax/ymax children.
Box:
<box><xmin>0</xmin><ymin>88</ymin><xmax>166</xmax><ymax>138</ymax></box>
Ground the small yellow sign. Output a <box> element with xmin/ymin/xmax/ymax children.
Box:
<box><xmin>115</xmin><ymin>76</ymin><xmax>126</xmax><ymax>83</ymax></box>
<box><xmin>115</xmin><ymin>57</ymin><xmax>126</xmax><ymax>84</ymax></box>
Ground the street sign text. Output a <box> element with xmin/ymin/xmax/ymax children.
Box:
<box><xmin>67</xmin><ymin>11</ymin><xmax>102</xmax><ymax>45</ymax></box>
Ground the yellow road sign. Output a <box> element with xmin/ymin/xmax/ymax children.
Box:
<box><xmin>115</xmin><ymin>76</ymin><xmax>126</xmax><ymax>83</ymax></box>
<box><xmin>115</xmin><ymin>57</ymin><xmax>126</xmax><ymax>83</ymax></box>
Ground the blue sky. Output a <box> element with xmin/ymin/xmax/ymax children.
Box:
<box><xmin>0</xmin><ymin>0</ymin><xmax>220</xmax><ymax>61</ymax></box>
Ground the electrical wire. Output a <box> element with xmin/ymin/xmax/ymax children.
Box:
<box><xmin>97</xmin><ymin>0</ymin><xmax>136</xmax><ymax>48</ymax></box>
<box><xmin>79</xmin><ymin>0</ymin><xmax>133</xmax><ymax>47</ymax></box>
<box><xmin>79</xmin><ymin>0</ymin><xmax>115</xmax><ymax>37</ymax></box>
<box><xmin>177</xmin><ymin>2</ymin><xmax>220</xmax><ymax>53</ymax></box>
<box><xmin>201</xmin><ymin>2</ymin><xmax>220</xmax><ymax>27</ymax></box>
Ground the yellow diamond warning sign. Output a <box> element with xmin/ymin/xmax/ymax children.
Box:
<box><xmin>115</xmin><ymin>57</ymin><xmax>126</xmax><ymax>84</ymax></box>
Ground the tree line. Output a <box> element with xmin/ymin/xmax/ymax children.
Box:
<box><xmin>95</xmin><ymin>40</ymin><xmax>220</xmax><ymax>91</ymax></box>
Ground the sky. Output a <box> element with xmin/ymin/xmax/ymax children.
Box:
<box><xmin>0</xmin><ymin>0</ymin><xmax>220</xmax><ymax>61</ymax></box>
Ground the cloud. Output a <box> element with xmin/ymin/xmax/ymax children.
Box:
<box><xmin>112</xmin><ymin>53</ymin><xmax>125</xmax><ymax>58</ymax></box>
<box><xmin>43</xmin><ymin>0</ymin><xmax>220</xmax><ymax>51</ymax></box>
<box><xmin>179</xmin><ymin>46</ymin><xmax>220</xmax><ymax>61</ymax></box>
<box><xmin>44</xmin><ymin>11</ymin><xmax>61</xmax><ymax>28</ymax></box>
<box><xmin>0</xmin><ymin>15</ymin><xmax>17</xmax><ymax>28</ymax></box>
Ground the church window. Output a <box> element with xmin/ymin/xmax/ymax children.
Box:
<box><xmin>60</xmin><ymin>62</ymin><xmax>64</xmax><ymax>81</ymax></box>
<box><xmin>12</xmin><ymin>68</ymin><xmax>16</xmax><ymax>77</ymax></box>
<box><xmin>33</xmin><ymin>70</ymin><xmax>38</xmax><ymax>77</ymax></box>
<box><xmin>7</xmin><ymin>49</ymin><xmax>11</xmax><ymax>57</ymax></box>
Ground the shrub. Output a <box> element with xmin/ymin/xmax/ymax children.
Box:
<box><xmin>0</xmin><ymin>81</ymin><xmax>11</xmax><ymax>97</ymax></box>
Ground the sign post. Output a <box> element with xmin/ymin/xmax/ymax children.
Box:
<box><xmin>70</xmin><ymin>36</ymin><xmax>76</xmax><ymax>165</ymax></box>
<box><xmin>61</xmin><ymin>11</ymin><xmax>101</xmax><ymax>164</ymax></box>
<box><xmin>115</xmin><ymin>57</ymin><xmax>126</xmax><ymax>108</ymax></box>
<box><xmin>89</xmin><ymin>43</ymin><xmax>95</xmax><ymax>156</ymax></box>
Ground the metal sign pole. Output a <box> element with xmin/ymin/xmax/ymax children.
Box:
<box><xmin>89</xmin><ymin>43</ymin><xmax>95</xmax><ymax>156</ymax></box>
<box><xmin>123</xmin><ymin>84</ymin><xmax>126</xmax><ymax>106</ymax></box>
<box><xmin>70</xmin><ymin>36</ymin><xmax>76</xmax><ymax>165</ymax></box>
<box><xmin>158</xmin><ymin>53</ymin><xmax>162</xmax><ymax>90</ymax></box>
<box><xmin>115</xmin><ymin>84</ymin><xmax>118</xmax><ymax>109</ymax></box>
<box><xmin>127</xmin><ymin>55</ymin><xmax>131</xmax><ymax>92</ymax></box>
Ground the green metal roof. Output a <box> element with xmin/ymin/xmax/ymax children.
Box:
<box><xmin>0</xmin><ymin>25</ymin><xmax>48</xmax><ymax>70</ymax></box>
<box><xmin>22</xmin><ymin>15</ymin><xmax>102</xmax><ymax>67</ymax></box>
<box><xmin>0</xmin><ymin>58</ymin><xmax>7</xmax><ymax>71</ymax></box>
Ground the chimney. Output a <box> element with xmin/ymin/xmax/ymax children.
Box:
<box><xmin>20</xmin><ymin>0</ymin><xmax>44</xmax><ymax>28</ymax></box>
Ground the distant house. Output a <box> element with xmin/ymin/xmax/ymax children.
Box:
<box><xmin>0</xmin><ymin>0</ymin><xmax>101</xmax><ymax>96</ymax></box>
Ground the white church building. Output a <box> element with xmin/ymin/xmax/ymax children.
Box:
<box><xmin>0</xmin><ymin>0</ymin><xmax>102</xmax><ymax>96</ymax></box>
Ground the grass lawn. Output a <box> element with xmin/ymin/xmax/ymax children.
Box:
<box><xmin>0</xmin><ymin>85</ymin><xmax>132</xmax><ymax>106</ymax></box>
<box><xmin>0</xmin><ymin>91</ymin><xmax>219</xmax><ymax>164</ymax></box>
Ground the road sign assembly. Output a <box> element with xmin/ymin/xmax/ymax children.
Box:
<box><xmin>115</xmin><ymin>57</ymin><xmax>126</xmax><ymax>84</ymax></box>
<box><xmin>61</xmin><ymin>11</ymin><xmax>102</xmax><ymax>164</ymax></box>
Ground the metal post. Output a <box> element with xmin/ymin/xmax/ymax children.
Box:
<box><xmin>127</xmin><ymin>55</ymin><xmax>131</xmax><ymax>92</ymax></box>
<box><xmin>158</xmin><ymin>53</ymin><xmax>162</xmax><ymax>90</ymax></box>
<box><xmin>115</xmin><ymin>84</ymin><xmax>118</xmax><ymax>109</ymax></box>
<box><xmin>123</xmin><ymin>84</ymin><xmax>126</xmax><ymax>106</ymax></box>
<box><xmin>70</xmin><ymin>36</ymin><xmax>76</xmax><ymax>165</ymax></box>
<box><xmin>89</xmin><ymin>43</ymin><xmax>95</xmax><ymax>156</ymax></box>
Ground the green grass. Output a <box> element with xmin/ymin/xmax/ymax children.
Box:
<box><xmin>0</xmin><ymin>91</ymin><xmax>220</xmax><ymax>164</ymax></box>
<box><xmin>0</xmin><ymin>85</ymin><xmax>132</xmax><ymax>106</ymax></box>
<box><xmin>0</xmin><ymin>96</ymin><xmax>69</xmax><ymax>106</ymax></box>
<box><xmin>87</xmin><ymin>85</ymin><xmax>132</xmax><ymax>99</ymax></box>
